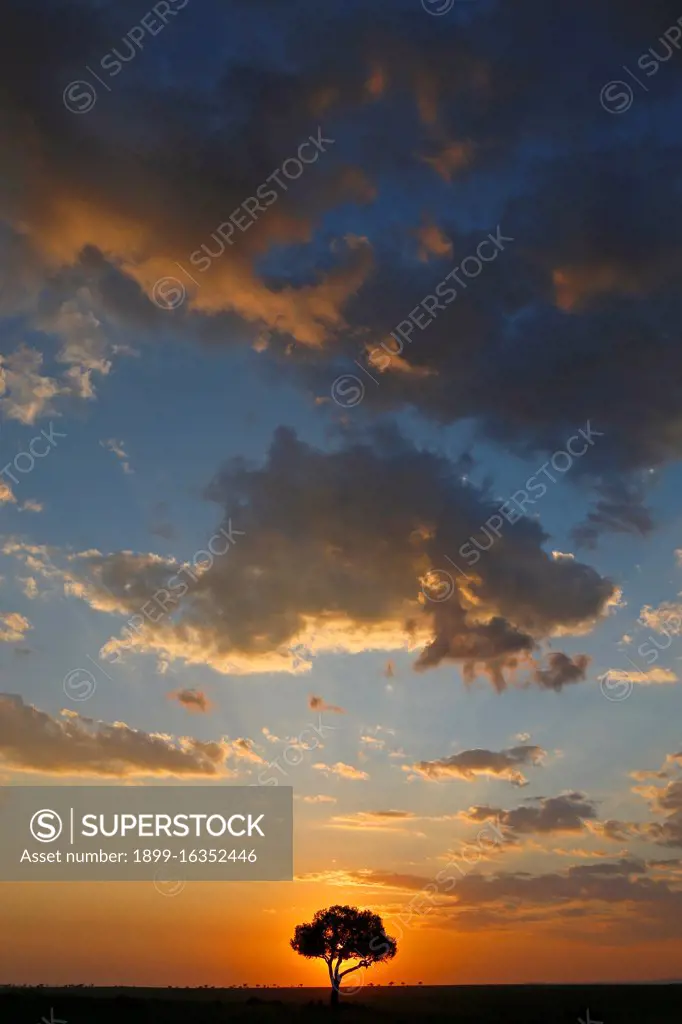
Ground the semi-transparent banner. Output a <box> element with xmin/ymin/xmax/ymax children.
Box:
<box><xmin>0</xmin><ymin>786</ymin><xmax>292</xmax><ymax>881</ymax></box>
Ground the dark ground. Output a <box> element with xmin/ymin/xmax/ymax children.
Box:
<box><xmin>2</xmin><ymin>984</ymin><xmax>682</xmax><ymax>1024</ymax></box>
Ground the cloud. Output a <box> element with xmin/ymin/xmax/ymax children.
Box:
<box><xmin>570</xmin><ymin>487</ymin><xmax>656</xmax><ymax>549</ymax></box>
<box><xmin>0</xmin><ymin>613</ymin><xmax>31</xmax><ymax>643</ymax></box>
<box><xmin>17</xmin><ymin>577</ymin><xmax>38</xmax><ymax>599</ymax></box>
<box><xmin>224</xmin><ymin>737</ymin><xmax>266</xmax><ymax>764</ymax></box>
<box><xmin>312</xmin><ymin>761</ymin><xmax>369</xmax><ymax>781</ymax></box>
<box><xmin>100</xmin><ymin>438</ymin><xmax>133</xmax><ymax>475</ymax></box>
<box><xmin>462</xmin><ymin>792</ymin><xmax>599</xmax><ymax>836</ymax></box>
<box><xmin>0</xmin><ymin>287</ymin><xmax>124</xmax><ymax>424</ymax></box>
<box><xmin>167</xmin><ymin>688</ymin><xmax>212</xmax><ymax>714</ymax></box>
<box><xmin>0</xmin><ymin>346</ymin><xmax>68</xmax><ymax>424</ymax></box>
<box><xmin>407</xmin><ymin>744</ymin><xmax>546</xmax><ymax>786</ymax></box>
<box><xmin>639</xmin><ymin>602</ymin><xmax>682</xmax><ymax>636</ymax></box>
<box><xmin>298</xmin><ymin>854</ymin><xmax>682</xmax><ymax>939</ymax></box>
<box><xmin>308</xmin><ymin>695</ymin><xmax>345</xmax><ymax>714</ymax></box>
<box><xmin>420</xmin><ymin>141</ymin><xmax>475</xmax><ymax>183</ymax></box>
<box><xmin>0</xmin><ymin>482</ymin><xmax>16</xmax><ymax>506</ymax></box>
<box><xmin>530</xmin><ymin>652</ymin><xmax>590</xmax><ymax>691</ymax></box>
<box><xmin>360</xmin><ymin>734</ymin><xmax>385</xmax><ymax>749</ymax></box>
<box><xmin>548</xmin><ymin>846</ymin><xmax>625</xmax><ymax>860</ymax></box>
<box><xmin>442</xmin><ymin>858</ymin><xmax>682</xmax><ymax>938</ymax></box>
<box><xmin>1</xmin><ymin>0</ymin><xmax>682</xmax><ymax>538</ymax></box>
<box><xmin>302</xmin><ymin>794</ymin><xmax>337</xmax><ymax>804</ymax></box>
<box><xmin>631</xmin><ymin>752</ymin><xmax>682</xmax><ymax>849</ymax></box>
<box><xmin>0</xmin><ymin>693</ymin><xmax>238</xmax><ymax>777</ymax></box>
<box><xmin>19</xmin><ymin>499</ymin><xmax>43</xmax><ymax>513</ymax></box>
<box><xmin>328</xmin><ymin>810</ymin><xmax>418</xmax><ymax>833</ymax></box>
<box><xmin>585</xmin><ymin>751</ymin><xmax>682</xmax><ymax>851</ymax></box>
<box><xmin>601</xmin><ymin>668</ymin><xmax>678</xmax><ymax>686</ymax></box>
<box><xmin>0</xmin><ymin>0</ymin><xmax>379</xmax><ymax>351</ymax></box>
<box><xmin>587</xmin><ymin>819</ymin><xmax>640</xmax><ymax>844</ymax></box>
<box><xmin>415</xmin><ymin>222</ymin><xmax>453</xmax><ymax>262</ymax></box>
<box><xmin>16</xmin><ymin>428</ymin><xmax>614</xmax><ymax>687</ymax></box>
<box><xmin>363</xmin><ymin>809</ymin><xmax>415</xmax><ymax>819</ymax></box>
<box><xmin>302</xmin><ymin>849</ymin><xmax>682</xmax><ymax>938</ymax></box>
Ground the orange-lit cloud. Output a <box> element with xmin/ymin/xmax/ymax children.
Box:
<box><xmin>313</xmin><ymin>761</ymin><xmax>369</xmax><ymax>781</ymax></box>
<box><xmin>415</xmin><ymin>222</ymin><xmax>453</xmax><ymax>262</ymax></box>
<box><xmin>407</xmin><ymin>745</ymin><xmax>546</xmax><ymax>786</ymax></box>
<box><xmin>0</xmin><ymin>694</ymin><xmax>247</xmax><ymax>778</ymax></box>
<box><xmin>420</xmin><ymin>140</ymin><xmax>475</xmax><ymax>181</ymax></box>
<box><xmin>0</xmin><ymin>613</ymin><xmax>31</xmax><ymax>643</ymax></box>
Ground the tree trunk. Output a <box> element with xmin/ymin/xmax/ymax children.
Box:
<box><xmin>330</xmin><ymin>982</ymin><xmax>340</xmax><ymax>1008</ymax></box>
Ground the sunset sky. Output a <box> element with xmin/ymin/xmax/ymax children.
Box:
<box><xmin>3</xmin><ymin>0</ymin><xmax>682</xmax><ymax>988</ymax></box>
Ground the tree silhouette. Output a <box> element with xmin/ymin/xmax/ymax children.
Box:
<box><xmin>290</xmin><ymin>904</ymin><xmax>397</xmax><ymax>1007</ymax></box>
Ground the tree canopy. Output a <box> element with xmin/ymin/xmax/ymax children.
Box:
<box><xmin>291</xmin><ymin>904</ymin><xmax>397</xmax><ymax>1005</ymax></box>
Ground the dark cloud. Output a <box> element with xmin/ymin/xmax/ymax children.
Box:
<box><xmin>591</xmin><ymin>819</ymin><xmax>637</xmax><ymax>844</ymax></box>
<box><xmin>589</xmin><ymin>752</ymin><xmax>682</xmax><ymax>850</ymax></box>
<box><xmin>531</xmin><ymin>653</ymin><xmax>591</xmax><ymax>692</ymax></box>
<box><xmin>463</xmin><ymin>792</ymin><xmax>598</xmax><ymax>835</ymax></box>
<box><xmin>640</xmin><ymin>778</ymin><xmax>682</xmax><ymax>849</ymax></box>
<box><xmin>570</xmin><ymin>486</ymin><xmax>656</xmax><ymax>549</ymax></box>
<box><xmin>307</xmin><ymin>852</ymin><xmax>682</xmax><ymax>938</ymax></box>
<box><xmin>1</xmin><ymin>0</ymin><xmax>682</xmax><ymax>530</ymax></box>
<box><xmin>451</xmin><ymin>858</ymin><xmax>675</xmax><ymax>911</ymax></box>
<box><xmin>168</xmin><ymin>688</ymin><xmax>212</xmax><ymax>713</ymax></box>
<box><xmin>9</xmin><ymin>428</ymin><xmax>616</xmax><ymax>687</ymax></box>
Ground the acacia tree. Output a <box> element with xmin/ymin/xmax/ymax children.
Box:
<box><xmin>291</xmin><ymin>904</ymin><xmax>398</xmax><ymax>1006</ymax></box>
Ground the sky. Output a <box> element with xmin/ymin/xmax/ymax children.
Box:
<box><xmin>2</xmin><ymin>0</ymin><xmax>682</xmax><ymax>988</ymax></box>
